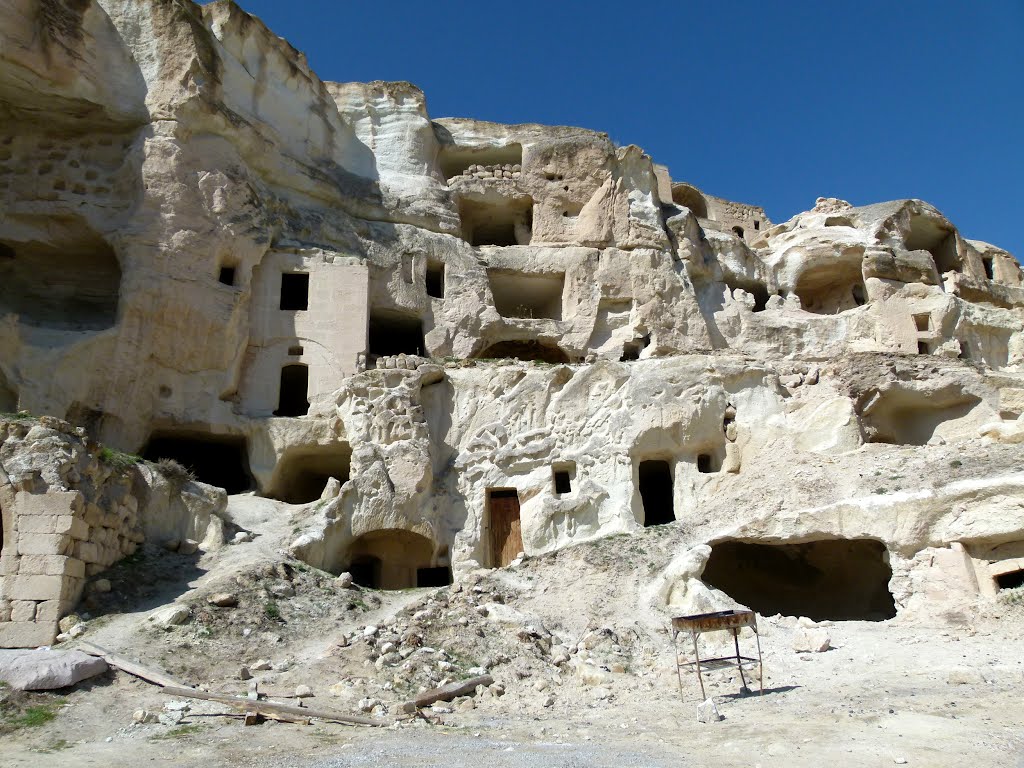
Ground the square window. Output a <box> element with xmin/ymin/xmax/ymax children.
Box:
<box><xmin>218</xmin><ymin>266</ymin><xmax>236</xmax><ymax>286</ymax></box>
<box><xmin>280</xmin><ymin>273</ymin><xmax>309</xmax><ymax>311</ymax></box>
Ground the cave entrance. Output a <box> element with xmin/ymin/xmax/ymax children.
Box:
<box><xmin>995</xmin><ymin>570</ymin><xmax>1024</xmax><ymax>591</ymax></box>
<box><xmin>270</xmin><ymin>442</ymin><xmax>352</xmax><ymax>504</ymax></box>
<box><xmin>795</xmin><ymin>262</ymin><xmax>867</xmax><ymax>315</ymax></box>
<box><xmin>368</xmin><ymin>311</ymin><xmax>424</xmax><ymax>358</ymax></box>
<box><xmin>639</xmin><ymin>459</ymin><xmax>675</xmax><ymax>527</ymax></box>
<box><xmin>416</xmin><ymin>566</ymin><xmax>453</xmax><ymax>587</ymax></box>
<box><xmin>861</xmin><ymin>389</ymin><xmax>981</xmax><ymax>446</ymax></box>
<box><xmin>671</xmin><ymin>183</ymin><xmax>709</xmax><ymax>219</ymax></box>
<box><xmin>702</xmin><ymin>539</ymin><xmax>897</xmax><ymax>621</ymax></box>
<box><xmin>459</xmin><ymin>196</ymin><xmax>533</xmax><ymax>246</ymax></box>
<box><xmin>345</xmin><ymin>530</ymin><xmax>438</xmax><ymax>589</ymax></box>
<box><xmin>274</xmin><ymin>364</ymin><xmax>309</xmax><ymax>417</ymax></box>
<box><xmin>0</xmin><ymin>218</ymin><xmax>121</xmax><ymax>330</ymax></box>
<box><xmin>488</xmin><ymin>270</ymin><xmax>564</xmax><ymax>320</ymax></box>
<box><xmin>905</xmin><ymin>215</ymin><xmax>960</xmax><ymax>274</ymax></box>
<box><xmin>475</xmin><ymin>340</ymin><xmax>569</xmax><ymax>364</ymax></box>
<box><xmin>142</xmin><ymin>432</ymin><xmax>253</xmax><ymax>494</ymax></box>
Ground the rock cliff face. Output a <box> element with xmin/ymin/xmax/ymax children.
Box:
<box><xmin>1</xmin><ymin>0</ymin><xmax>1023</xmax><ymax>643</ymax></box>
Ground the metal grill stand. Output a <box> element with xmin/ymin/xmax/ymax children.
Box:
<box><xmin>670</xmin><ymin>609</ymin><xmax>764</xmax><ymax>700</ymax></box>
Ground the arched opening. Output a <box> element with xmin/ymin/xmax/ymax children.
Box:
<box><xmin>670</xmin><ymin>184</ymin><xmax>709</xmax><ymax>218</ymax></box>
<box><xmin>702</xmin><ymin>539</ymin><xmax>897</xmax><ymax>621</ymax></box>
<box><xmin>638</xmin><ymin>459</ymin><xmax>675</xmax><ymax>527</ymax></box>
<box><xmin>344</xmin><ymin>530</ymin><xmax>447</xmax><ymax>589</ymax></box>
<box><xmin>270</xmin><ymin>442</ymin><xmax>352</xmax><ymax>504</ymax></box>
<box><xmin>794</xmin><ymin>261</ymin><xmax>867</xmax><ymax>315</ymax></box>
<box><xmin>475</xmin><ymin>340</ymin><xmax>569</xmax><ymax>364</ymax></box>
<box><xmin>731</xmin><ymin>226</ymin><xmax>744</xmax><ymax>239</ymax></box>
<box><xmin>0</xmin><ymin>217</ymin><xmax>121</xmax><ymax>330</ymax></box>
<box><xmin>274</xmin><ymin>365</ymin><xmax>309</xmax><ymax>417</ymax></box>
<box><xmin>142</xmin><ymin>431</ymin><xmax>254</xmax><ymax>494</ymax></box>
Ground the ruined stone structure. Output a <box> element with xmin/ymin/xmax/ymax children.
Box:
<box><xmin>1</xmin><ymin>0</ymin><xmax>1023</xmax><ymax>646</ymax></box>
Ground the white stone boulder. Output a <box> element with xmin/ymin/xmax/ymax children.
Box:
<box><xmin>0</xmin><ymin>649</ymin><xmax>108</xmax><ymax>690</ymax></box>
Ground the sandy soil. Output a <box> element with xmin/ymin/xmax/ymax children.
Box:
<box><xmin>2</xmin><ymin>494</ymin><xmax>1022</xmax><ymax>768</ymax></box>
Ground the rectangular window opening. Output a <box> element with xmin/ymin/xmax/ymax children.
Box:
<box><xmin>218</xmin><ymin>266</ymin><xmax>236</xmax><ymax>286</ymax></box>
<box><xmin>426</xmin><ymin>259</ymin><xmax>445</xmax><ymax>299</ymax></box>
<box><xmin>280</xmin><ymin>273</ymin><xmax>309</xmax><ymax>311</ymax></box>
<box><xmin>287</xmin><ymin>345</ymin><xmax>304</xmax><ymax>356</ymax></box>
<box><xmin>982</xmin><ymin>257</ymin><xmax>994</xmax><ymax>280</ymax></box>
<box><xmin>917</xmin><ymin>341</ymin><xmax>931</xmax><ymax>355</ymax></box>
<box><xmin>913</xmin><ymin>313</ymin><xmax>931</xmax><ymax>332</ymax></box>
<box><xmin>552</xmin><ymin>462</ymin><xmax>575</xmax><ymax>495</ymax></box>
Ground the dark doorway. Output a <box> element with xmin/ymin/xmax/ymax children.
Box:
<box><xmin>702</xmin><ymin>539</ymin><xmax>897</xmax><ymax>621</ymax></box>
<box><xmin>142</xmin><ymin>433</ymin><xmax>253</xmax><ymax>494</ymax></box>
<box><xmin>417</xmin><ymin>566</ymin><xmax>452</xmax><ymax>587</ymax></box>
<box><xmin>996</xmin><ymin>570</ymin><xmax>1024</xmax><ymax>590</ymax></box>
<box><xmin>275</xmin><ymin>365</ymin><xmax>309</xmax><ymax>417</ymax></box>
<box><xmin>280</xmin><ymin>273</ymin><xmax>309</xmax><ymax>310</ymax></box>
<box><xmin>639</xmin><ymin>459</ymin><xmax>675</xmax><ymax>527</ymax></box>
<box><xmin>349</xmin><ymin>556</ymin><xmax>381</xmax><ymax>589</ymax></box>
<box><xmin>426</xmin><ymin>260</ymin><xmax>445</xmax><ymax>298</ymax></box>
<box><xmin>488</xmin><ymin>489</ymin><xmax>522</xmax><ymax>567</ymax></box>
<box><xmin>368</xmin><ymin>311</ymin><xmax>424</xmax><ymax>357</ymax></box>
<box><xmin>218</xmin><ymin>266</ymin><xmax>236</xmax><ymax>286</ymax></box>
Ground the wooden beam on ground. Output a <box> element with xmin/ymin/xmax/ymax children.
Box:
<box><xmin>78</xmin><ymin>641</ymin><xmax>189</xmax><ymax>689</ymax></box>
<box><xmin>407</xmin><ymin>674</ymin><xmax>493</xmax><ymax>710</ymax></box>
<box><xmin>160</xmin><ymin>685</ymin><xmax>389</xmax><ymax>727</ymax></box>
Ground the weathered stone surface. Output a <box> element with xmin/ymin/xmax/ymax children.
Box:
<box><xmin>0</xmin><ymin>0</ymin><xmax>1021</xmax><ymax>649</ymax></box>
<box><xmin>0</xmin><ymin>649</ymin><xmax>108</xmax><ymax>690</ymax></box>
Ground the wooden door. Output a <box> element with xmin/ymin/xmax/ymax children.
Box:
<box><xmin>489</xmin><ymin>490</ymin><xmax>522</xmax><ymax>568</ymax></box>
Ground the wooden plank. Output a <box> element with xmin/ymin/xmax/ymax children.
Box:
<box><xmin>408</xmin><ymin>674</ymin><xmax>493</xmax><ymax>709</ymax></box>
<box><xmin>78</xmin><ymin>641</ymin><xmax>189</xmax><ymax>689</ymax></box>
<box><xmin>160</xmin><ymin>685</ymin><xmax>389</xmax><ymax>727</ymax></box>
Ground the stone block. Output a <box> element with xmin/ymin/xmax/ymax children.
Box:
<box><xmin>35</xmin><ymin>600</ymin><xmax>61</xmax><ymax>623</ymax></box>
<box><xmin>0</xmin><ymin>554</ymin><xmax>19</xmax><ymax>576</ymax></box>
<box><xmin>84</xmin><ymin>503</ymin><xmax>104</xmax><ymax>527</ymax></box>
<box><xmin>18</xmin><ymin>555</ymin><xmax>84</xmax><ymax>579</ymax></box>
<box><xmin>14</xmin><ymin>490</ymin><xmax>82</xmax><ymax>517</ymax></box>
<box><xmin>68</xmin><ymin>517</ymin><xmax>90</xmax><ymax>541</ymax></box>
<box><xmin>74</xmin><ymin>541</ymin><xmax>101</xmax><ymax>563</ymax></box>
<box><xmin>10</xmin><ymin>601</ymin><xmax>36</xmax><ymax>622</ymax></box>
<box><xmin>0</xmin><ymin>621</ymin><xmax>56</xmax><ymax>649</ymax></box>
<box><xmin>17</xmin><ymin>516</ymin><xmax>59</xmax><ymax>534</ymax></box>
<box><xmin>17</xmin><ymin>533</ymin><xmax>71</xmax><ymax>557</ymax></box>
<box><xmin>0</xmin><ymin>600</ymin><xmax>10</xmax><ymax>622</ymax></box>
<box><xmin>5</xmin><ymin>574</ymin><xmax>66</xmax><ymax>601</ymax></box>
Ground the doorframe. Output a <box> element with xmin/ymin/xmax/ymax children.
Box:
<box><xmin>486</xmin><ymin>487</ymin><xmax>520</xmax><ymax>568</ymax></box>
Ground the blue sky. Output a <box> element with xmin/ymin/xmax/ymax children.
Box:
<box><xmin>232</xmin><ymin>0</ymin><xmax>1024</xmax><ymax>258</ymax></box>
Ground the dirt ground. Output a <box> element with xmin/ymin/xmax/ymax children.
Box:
<box><xmin>2</xmin><ymin>494</ymin><xmax>1022</xmax><ymax>768</ymax></box>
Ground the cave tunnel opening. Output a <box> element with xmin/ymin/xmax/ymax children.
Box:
<box><xmin>996</xmin><ymin>570</ymin><xmax>1024</xmax><ymax>591</ymax></box>
<box><xmin>702</xmin><ymin>539</ymin><xmax>897</xmax><ymax>621</ymax></box>
<box><xmin>639</xmin><ymin>459</ymin><xmax>675</xmax><ymax>527</ymax></box>
<box><xmin>142</xmin><ymin>432</ymin><xmax>254</xmax><ymax>495</ymax></box>
<box><xmin>368</xmin><ymin>311</ymin><xmax>425</xmax><ymax>358</ymax></box>
<box><xmin>271</xmin><ymin>442</ymin><xmax>352</xmax><ymax>505</ymax></box>
<box><xmin>344</xmin><ymin>529</ymin><xmax>441</xmax><ymax>589</ymax></box>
